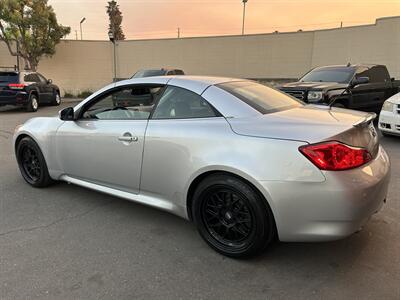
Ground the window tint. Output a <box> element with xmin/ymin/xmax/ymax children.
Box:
<box><xmin>0</xmin><ymin>72</ymin><xmax>18</xmax><ymax>83</ymax></box>
<box><xmin>368</xmin><ymin>66</ymin><xmax>390</xmax><ymax>83</ymax></box>
<box><xmin>81</xmin><ymin>85</ymin><xmax>164</xmax><ymax>120</ymax></box>
<box><xmin>152</xmin><ymin>86</ymin><xmax>218</xmax><ymax>119</ymax></box>
<box><xmin>218</xmin><ymin>81</ymin><xmax>303</xmax><ymax>114</ymax></box>
<box><xmin>24</xmin><ymin>73</ymin><xmax>40</xmax><ymax>82</ymax></box>
<box><xmin>355</xmin><ymin>67</ymin><xmax>369</xmax><ymax>79</ymax></box>
<box><xmin>37</xmin><ymin>73</ymin><xmax>47</xmax><ymax>83</ymax></box>
<box><xmin>174</xmin><ymin>70</ymin><xmax>185</xmax><ymax>75</ymax></box>
<box><xmin>300</xmin><ymin>67</ymin><xmax>355</xmax><ymax>83</ymax></box>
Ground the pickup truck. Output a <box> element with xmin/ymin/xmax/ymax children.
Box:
<box><xmin>278</xmin><ymin>64</ymin><xmax>400</xmax><ymax>112</ymax></box>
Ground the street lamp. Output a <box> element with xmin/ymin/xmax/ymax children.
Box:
<box><xmin>242</xmin><ymin>0</ymin><xmax>248</xmax><ymax>35</ymax></box>
<box><xmin>80</xmin><ymin>17</ymin><xmax>86</xmax><ymax>40</ymax></box>
<box><xmin>108</xmin><ymin>29</ymin><xmax>117</xmax><ymax>81</ymax></box>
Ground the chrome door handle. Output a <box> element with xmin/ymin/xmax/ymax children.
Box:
<box><xmin>118</xmin><ymin>133</ymin><xmax>138</xmax><ymax>143</ymax></box>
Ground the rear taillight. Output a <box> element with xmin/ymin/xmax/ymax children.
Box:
<box><xmin>8</xmin><ymin>83</ymin><xmax>25</xmax><ymax>90</ymax></box>
<box><xmin>299</xmin><ymin>141</ymin><xmax>372</xmax><ymax>171</ymax></box>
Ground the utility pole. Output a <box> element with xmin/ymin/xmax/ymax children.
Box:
<box><xmin>108</xmin><ymin>30</ymin><xmax>117</xmax><ymax>81</ymax></box>
<box><xmin>80</xmin><ymin>17</ymin><xmax>86</xmax><ymax>40</ymax></box>
<box><xmin>75</xmin><ymin>30</ymin><xmax>78</xmax><ymax>40</ymax></box>
<box><xmin>177</xmin><ymin>27</ymin><xmax>181</xmax><ymax>38</ymax></box>
<box><xmin>16</xmin><ymin>40</ymin><xmax>20</xmax><ymax>72</ymax></box>
<box><xmin>242</xmin><ymin>0</ymin><xmax>248</xmax><ymax>35</ymax></box>
<box><xmin>340</xmin><ymin>21</ymin><xmax>343</xmax><ymax>28</ymax></box>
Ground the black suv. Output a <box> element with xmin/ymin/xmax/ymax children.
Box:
<box><xmin>132</xmin><ymin>68</ymin><xmax>185</xmax><ymax>78</ymax></box>
<box><xmin>279</xmin><ymin>64</ymin><xmax>400</xmax><ymax>112</ymax></box>
<box><xmin>0</xmin><ymin>68</ymin><xmax>61</xmax><ymax>112</ymax></box>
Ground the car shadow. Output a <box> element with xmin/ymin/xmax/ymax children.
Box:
<box><xmin>45</xmin><ymin>181</ymin><xmax>375</xmax><ymax>269</ymax></box>
<box><xmin>0</xmin><ymin>106</ymin><xmax>24</xmax><ymax>113</ymax></box>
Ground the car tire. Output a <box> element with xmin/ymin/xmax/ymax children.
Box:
<box><xmin>26</xmin><ymin>94</ymin><xmax>39</xmax><ymax>112</ymax></box>
<box><xmin>52</xmin><ymin>91</ymin><xmax>61</xmax><ymax>106</ymax></box>
<box><xmin>16</xmin><ymin>137</ymin><xmax>54</xmax><ymax>188</ymax></box>
<box><xmin>192</xmin><ymin>174</ymin><xmax>275</xmax><ymax>258</ymax></box>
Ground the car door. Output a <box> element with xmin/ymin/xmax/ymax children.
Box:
<box><xmin>350</xmin><ymin>67</ymin><xmax>372</xmax><ymax>109</ymax></box>
<box><xmin>351</xmin><ymin>67</ymin><xmax>388</xmax><ymax>111</ymax></box>
<box><xmin>139</xmin><ymin>85</ymin><xmax>228</xmax><ymax>206</ymax></box>
<box><xmin>55</xmin><ymin>84</ymin><xmax>164</xmax><ymax>194</ymax></box>
<box><xmin>36</xmin><ymin>73</ymin><xmax>54</xmax><ymax>102</ymax></box>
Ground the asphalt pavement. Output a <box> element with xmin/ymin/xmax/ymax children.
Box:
<box><xmin>0</xmin><ymin>102</ymin><xmax>399</xmax><ymax>299</ymax></box>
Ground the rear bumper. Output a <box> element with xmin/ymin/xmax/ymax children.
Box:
<box><xmin>379</xmin><ymin>110</ymin><xmax>400</xmax><ymax>136</ymax></box>
<box><xmin>260</xmin><ymin>145</ymin><xmax>390</xmax><ymax>242</ymax></box>
<box><xmin>0</xmin><ymin>92</ymin><xmax>29</xmax><ymax>106</ymax></box>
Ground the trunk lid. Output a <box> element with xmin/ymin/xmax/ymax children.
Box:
<box><xmin>227</xmin><ymin>105</ymin><xmax>379</xmax><ymax>156</ymax></box>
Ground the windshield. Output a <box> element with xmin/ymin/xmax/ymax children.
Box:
<box><xmin>218</xmin><ymin>81</ymin><xmax>303</xmax><ymax>114</ymax></box>
<box><xmin>0</xmin><ymin>72</ymin><xmax>19</xmax><ymax>83</ymax></box>
<box><xmin>300</xmin><ymin>67</ymin><xmax>355</xmax><ymax>83</ymax></box>
<box><xmin>132</xmin><ymin>70</ymin><xmax>166</xmax><ymax>78</ymax></box>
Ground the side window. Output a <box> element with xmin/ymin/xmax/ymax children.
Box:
<box><xmin>355</xmin><ymin>67</ymin><xmax>369</xmax><ymax>80</ymax></box>
<box><xmin>81</xmin><ymin>85</ymin><xmax>164</xmax><ymax>120</ymax></box>
<box><xmin>152</xmin><ymin>86</ymin><xmax>218</xmax><ymax>119</ymax></box>
<box><xmin>369</xmin><ymin>66</ymin><xmax>390</xmax><ymax>83</ymax></box>
<box><xmin>37</xmin><ymin>73</ymin><xmax>47</xmax><ymax>83</ymax></box>
<box><xmin>24</xmin><ymin>73</ymin><xmax>40</xmax><ymax>83</ymax></box>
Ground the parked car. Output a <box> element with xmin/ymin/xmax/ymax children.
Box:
<box><xmin>279</xmin><ymin>64</ymin><xmax>400</xmax><ymax>112</ymax></box>
<box><xmin>379</xmin><ymin>92</ymin><xmax>400</xmax><ymax>136</ymax></box>
<box><xmin>0</xmin><ymin>68</ymin><xmax>61</xmax><ymax>112</ymax></box>
<box><xmin>131</xmin><ymin>68</ymin><xmax>185</xmax><ymax>78</ymax></box>
<box><xmin>14</xmin><ymin>76</ymin><xmax>390</xmax><ymax>258</ymax></box>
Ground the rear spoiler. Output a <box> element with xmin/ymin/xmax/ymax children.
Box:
<box><xmin>353</xmin><ymin>113</ymin><xmax>377</xmax><ymax>127</ymax></box>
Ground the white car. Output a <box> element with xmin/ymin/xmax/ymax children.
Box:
<box><xmin>379</xmin><ymin>92</ymin><xmax>400</xmax><ymax>136</ymax></box>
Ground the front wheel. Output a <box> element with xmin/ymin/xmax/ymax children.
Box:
<box><xmin>16</xmin><ymin>137</ymin><xmax>54</xmax><ymax>187</ymax></box>
<box><xmin>192</xmin><ymin>174</ymin><xmax>276</xmax><ymax>258</ymax></box>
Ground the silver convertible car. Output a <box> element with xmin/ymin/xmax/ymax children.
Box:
<box><xmin>14</xmin><ymin>76</ymin><xmax>390</xmax><ymax>257</ymax></box>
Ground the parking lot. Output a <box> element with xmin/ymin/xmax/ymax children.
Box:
<box><xmin>0</xmin><ymin>102</ymin><xmax>399</xmax><ymax>299</ymax></box>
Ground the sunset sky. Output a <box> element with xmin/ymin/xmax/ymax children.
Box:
<box><xmin>48</xmin><ymin>0</ymin><xmax>400</xmax><ymax>40</ymax></box>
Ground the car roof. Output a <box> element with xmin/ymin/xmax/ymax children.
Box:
<box><xmin>116</xmin><ymin>75</ymin><xmax>243</xmax><ymax>94</ymax></box>
<box><xmin>315</xmin><ymin>64</ymin><xmax>385</xmax><ymax>70</ymax></box>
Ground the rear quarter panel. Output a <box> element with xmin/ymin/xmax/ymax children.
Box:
<box><xmin>140</xmin><ymin>117</ymin><xmax>325</xmax><ymax>218</ymax></box>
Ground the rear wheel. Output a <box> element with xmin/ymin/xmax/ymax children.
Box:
<box><xmin>192</xmin><ymin>174</ymin><xmax>275</xmax><ymax>258</ymax></box>
<box><xmin>52</xmin><ymin>91</ymin><xmax>61</xmax><ymax>106</ymax></box>
<box><xmin>26</xmin><ymin>94</ymin><xmax>39</xmax><ymax>112</ymax></box>
<box><xmin>16</xmin><ymin>137</ymin><xmax>54</xmax><ymax>187</ymax></box>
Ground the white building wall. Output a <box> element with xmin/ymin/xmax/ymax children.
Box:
<box><xmin>0</xmin><ymin>16</ymin><xmax>399</xmax><ymax>95</ymax></box>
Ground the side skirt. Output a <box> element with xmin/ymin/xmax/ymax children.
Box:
<box><xmin>59</xmin><ymin>175</ymin><xmax>188</xmax><ymax>219</ymax></box>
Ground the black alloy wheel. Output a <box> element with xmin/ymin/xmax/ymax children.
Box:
<box><xmin>16</xmin><ymin>137</ymin><xmax>54</xmax><ymax>187</ymax></box>
<box><xmin>192</xmin><ymin>174</ymin><xmax>275</xmax><ymax>258</ymax></box>
<box><xmin>201</xmin><ymin>187</ymin><xmax>255</xmax><ymax>248</ymax></box>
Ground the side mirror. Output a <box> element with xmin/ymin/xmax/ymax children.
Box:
<box><xmin>350</xmin><ymin>76</ymin><xmax>369</xmax><ymax>88</ymax></box>
<box><xmin>59</xmin><ymin>107</ymin><xmax>75</xmax><ymax>121</ymax></box>
<box><xmin>47</xmin><ymin>79</ymin><xmax>52</xmax><ymax>84</ymax></box>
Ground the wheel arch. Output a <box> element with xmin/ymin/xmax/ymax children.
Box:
<box><xmin>14</xmin><ymin>132</ymin><xmax>40</xmax><ymax>154</ymax></box>
<box><xmin>185</xmin><ymin>169</ymin><xmax>278</xmax><ymax>235</ymax></box>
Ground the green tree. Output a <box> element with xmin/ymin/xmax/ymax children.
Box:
<box><xmin>0</xmin><ymin>0</ymin><xmax>70</xmax><ymax>71</ymax></box>
<box><xmin>106</xmin><ymin>0</ymin><xmax>125</xmax><ymax>40</ymax></box>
